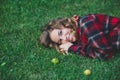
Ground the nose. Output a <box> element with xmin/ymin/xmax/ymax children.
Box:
<box><xmin>60</xmin><ymin>35</ymin><xmax>67</xmax><ymax>40</ymax></box>
<box><xmin>59</xmin><ymin>34</ymin><xmax>69</xmax><ymax>43</ymax></box>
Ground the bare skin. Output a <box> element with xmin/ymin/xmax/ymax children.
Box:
<box><xmin>50</xmin><ymin>27</ymin><xmax>77</xmax><ymax>44</ymax></box>
<box><xmin>49</xmin><ymin>15</ymin><xmax>79</xmax><ymax>54</ymax></box>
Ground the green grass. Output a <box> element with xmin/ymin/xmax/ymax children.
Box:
<box><xmin>0</xmin><ymin>0</ymin><xmax>120</xmax><ymax>80</ymax></box>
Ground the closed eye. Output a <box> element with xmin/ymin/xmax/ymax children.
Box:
<box><xmin>58</xmin><ymin>30</ymin><xmax>62</xmax><ymax>36</ymax></box>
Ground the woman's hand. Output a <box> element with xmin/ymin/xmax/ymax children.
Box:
<box><xmin>59</xmin><ymin>42</ymin><xmax>73</xmax><ymax>54</ymax></box>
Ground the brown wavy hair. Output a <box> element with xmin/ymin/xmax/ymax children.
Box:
<box><xmin>39</xmin><ymin>17</ymin><xmax>78</xmax><ymax>51</ymax></box>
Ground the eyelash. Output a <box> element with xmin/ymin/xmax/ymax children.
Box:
<box><xmin>59</xmin><ymin>30</ymin><xmax>62</xmax><ymax>35</ymax></box>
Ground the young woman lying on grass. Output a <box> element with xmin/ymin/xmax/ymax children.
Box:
<box><xmin>40</xmin><ymin>14</ymin><xmax>120</xmax><ymax>60</ymax></box>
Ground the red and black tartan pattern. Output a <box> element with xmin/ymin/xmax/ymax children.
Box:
<box><xmin>68</xmin><ymin>14</ymin><xmax>120</xmax><ymax>60</ymax></box>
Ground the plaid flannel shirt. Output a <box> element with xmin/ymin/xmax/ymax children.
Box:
<box><xmin>68</xmin><ymin>14</ymin><xmax>120</xmax><ymax>60</ymax></box>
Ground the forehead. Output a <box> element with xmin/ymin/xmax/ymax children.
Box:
<box><xmin>50</xmin><ymin>29</ymin><xmax>60</xmax><ymax>43</ymax></box>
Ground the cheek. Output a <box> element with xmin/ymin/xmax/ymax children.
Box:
<box><xmin>61</xmin><ymin>40</ymin><xmax>68</xmax><ymax>44</ymax></box>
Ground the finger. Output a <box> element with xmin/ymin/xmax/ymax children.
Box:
<box><xmin>60</xmin><ymin>48</ymin><xmax>64</xmax><ymax>52</ymax></box>
<box><xmin>65</xmin><ymin>51</ymin><xmax>69</xmax><ymax>55</ymax></box>
<box><xmin>60</xmin><ymin>49</ymin><xmax>68</xmax><ymax>55</ymax></box>
<box><xmin>60</xmin><ymin>49</ymin><xmax>66</xmax><ymax>55</ymax></box>
<box><xmin>60</xmin><ymin>49</ymin><xmax>69</xmax><ymax>55</ymax></box>
<box><xmin>59</xmin><ymin>45</ymin><xmax>63</xmax><ymax>49</ymax></box>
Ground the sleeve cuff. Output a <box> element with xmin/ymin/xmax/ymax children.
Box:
<box><xmin>68</xmin><ymin>45</ymin><xmax>74</xmax><ymax>52</ymax></box>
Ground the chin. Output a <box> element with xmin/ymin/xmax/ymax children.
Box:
<box><xmin>72</xmin><ymin>38</ymin><xmax>76</xmax><ymax>42</ymax></box>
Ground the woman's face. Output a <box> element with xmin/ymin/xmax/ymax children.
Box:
<box><xmin>50</xmin><ymin>28</ymin><xmax>76</xmax><ymax>44</ymax></box>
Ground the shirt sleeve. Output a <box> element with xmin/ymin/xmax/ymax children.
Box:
<box><xmin>68</xmin><ymin>14</ymin><xmax>120</xmax><ymax>60</ymax></box>
<box><xmin>68</xmin><ymin>35</ymin><xmax>113</xmax><ymax>60</ymax></box>
<box><xmin>88</xmin><ymin>14</ymin><xmax>120</xmax><ymax>60</ymax></box>
<box><xmin>95</xmin><ymin>14</ymin><xmax>120</xmax><ymax>32</ymax></box>
<box><xmin>68</xmin><ymin>45</ymin><xmax>85</xmax><ymax>56</ymax></box>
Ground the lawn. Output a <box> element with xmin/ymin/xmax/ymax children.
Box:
<box><xmin>0</xmin><ymin>0</ymin><xmax>120</xmax><ymax>80</ymax></box>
